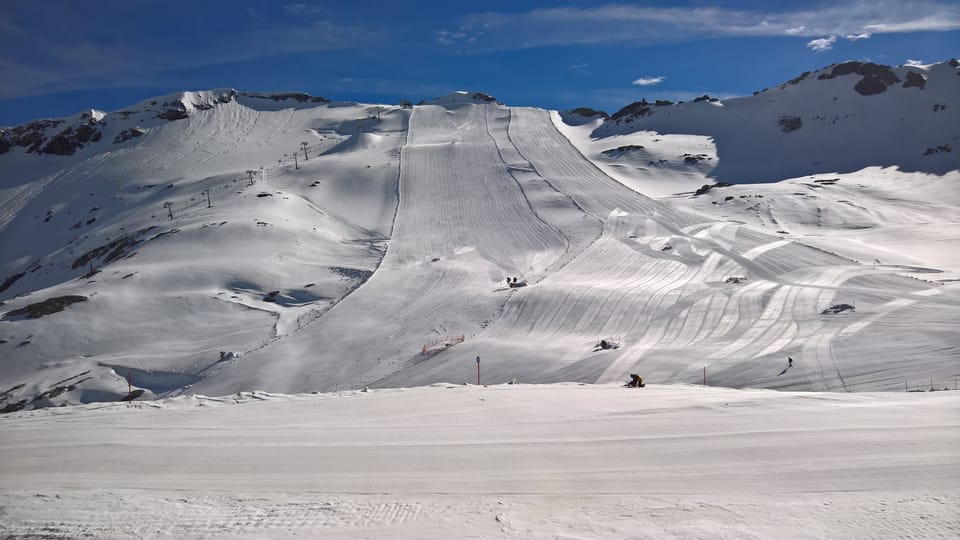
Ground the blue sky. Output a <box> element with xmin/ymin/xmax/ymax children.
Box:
<box><xmin>1</xmin><ymin>0</ymin><xmax>958</xmax><ymax>125</ymax></box>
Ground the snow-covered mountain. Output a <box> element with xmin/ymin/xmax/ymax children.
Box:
<box><xmin>579</xmin><ymin>59</ymin><xmax>959</xmax><ymax>184</ymax></box>
<box><xmin>1</xmin><ymin>60</ymin><xmax>958</xmax><ymax>411</ymax></box>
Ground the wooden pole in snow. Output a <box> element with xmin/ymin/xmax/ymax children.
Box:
<box><xmin>703</xmin><ymin>366</ymin><xmax>706</xmax><ymax>386</ymax></box>
<box><xmin>476</xmin><ymin>356</ymin><xmax>481</xmax><ymax>385</ymax></box>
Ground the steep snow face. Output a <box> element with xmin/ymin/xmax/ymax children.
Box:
<box><xmin>593</xmin><ymin>60</ymin><xmax>960</xmax><ymax>183</ymax></box>
<box><xmin>1</xmin><ymin>62</ymin><xmax>958</xmax><ymax>410</ymax></box>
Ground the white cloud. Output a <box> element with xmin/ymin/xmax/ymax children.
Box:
<box><xmin>436</xmin><ymin>1</ymin><xmax>960</xmax><ymax>50</ymax></box>
<box><xmin>905</xmin><ymin>59</ymin><xmax>925</xmax><ymax>66</ymax></box>
<box><xmin>806</xmin><ymin>35</ymin><xmax>837</xmax><ymax>52</ymax></box>
<box><xmin>632</xmin><ymin>76</ymin><xmax>666</xmax><ymax>86</ymax></box>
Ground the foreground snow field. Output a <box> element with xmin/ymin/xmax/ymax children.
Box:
<box><xmin>1</xmin><ymin>383</ymin><xmax>958</xmax><ymax>538</ymax></box>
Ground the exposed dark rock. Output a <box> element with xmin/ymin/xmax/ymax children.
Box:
<box><xmin>682</xmin><ymin>153</ymin><xmax>709</xmax><ymax>164</ymax></box>
<box><xmin>817</xmin><ymin>61</ymin><xmax>900</xmax><ymax>96</ymax></box>
<box><xmin>113</xmin><ymin>128</ymin><xmax>146</xmax><ymax>144</ymax></box>
<box><xmin>693</xmin><ymin>182</ymin><xmax>733</xmax><ymax>196</ymax></box>
<box><xmin>568</xmin><ymin>107</ymin><xmax>609</xmax><ymax>119</ymax></box>
<box><xmin>818</xmin><ymin>61</ymin><xmax>900</xmax><ymax>84</ymax></box>
<box><xmin>148</xmin><ymin>228</ymin><xmax>179</xmax><ymax>241</ymax></box>
<box><xmin>239</xmin><ymin>91</ymin><xmax>330</xmax><ymax>103</ymax></box>
<box><xmin>471</xmin><ymin>92</ymin><xmax>497</xmax><ymax>103</ymax></box>
<box><xmin>156</xmin><ymin>102</ymin><xmax>189</xmax><ymax>121</ymax></box>
<box><xmin>0</xmin><ymin>119</ymin><xmax>64</xmax><ymax>155</ymax></box>
<box><xmin>602</xmin><ymin>145</ymin><xmax>644</xmax><ymax>157</ymax></box>
<box><xmin>785</xmin><ymin>70</ymin><xmax>811</xmax><ymax>86</ymax></box>
<box><xmin>854</xmin><ymin>75</ymin><xmax>889</xmax><ymax>96</ymax></box>
<box><xmin>263</xmin><ymin>290</ymin><xmax>280</xmax><ymax>302</ymax></box>
<box><xmin>71</xmin><ymin>226</ymin><xmax>156</xmax><ymax>270</ymax></box>
<box><xmin>949</xmin><ymin>58</ymin><xmax>959</xmax><ymax>68</ymax></box>
<box><xmin>933</xmin><ymin>104</ymin><xmax>947</xmax><ymax>112</ymax></box>
<box><xmin>610</xmin><ymin>99</ymin><xmax>652</xmax><ymax>121</ymax></box>
<box><xmin>822</xmin><ymin>303</ymin><xmax>855</xmax><ymax>314</ymax></box>
<box><xmin>903</xmin><ymin>71</ymin><xmax>926</xmax><ymax>88</ymax></box>
<box><xmin>778</xmin><ymin>116</ymin><xmax>803</xmax><ymax>132</ymax></box>
<box><xmin>0</xmin><ymin>272</ymin><xmax>26</xmax><ymax>293</ymax></box>
<box><xmin>923</xmin><ymin>145</ymin><xmax>952</xmax><ymax>155</ymax></box>
<box><xmin>5</xmin><ymin>295</ymin><xmax>87</xmax><ymax>319</ymax></box>
<box><xmin>330</xmin><ymin>266</ymin><xmax>374</xmax><ymax>280</ymax></box>
<box><xmin>654</xmin><ymin>100</ymin><xmax>673</xmax><ymax>106</ymax></box>
<box><xmin>693</xmin><ymin>95</ymin><xmax>719</xmax><ymax>103</ymax></box>
<box><xmin>1</xmin><ymin>399</ymin><xmax>29</xmax><ymax>414</ymax></box>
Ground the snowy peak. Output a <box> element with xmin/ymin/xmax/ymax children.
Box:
<box><xmin>594</xmin><ymin>59</ymin><xmax>959</xmax><ymax>182</ymax></box>
<box><xmin>0</xmin><ymin>89</ymin><xmax>332</xmax><ymax>158</ymax></box>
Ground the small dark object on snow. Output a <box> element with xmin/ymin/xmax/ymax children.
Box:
<box><xmin>625</xmin><ymin>374</ymin><xmax>645</xmax><ymax>388</ymax></box>
<box><xmin>822</xmin><ymin>303</ymin><xmax>855</xmax><ymax>314</ymax></box>
<box><xmin>600</xmin><ymin>339</ymin><xmax>611</xmax><ymax>350</ymax></box>
<box><xmin>788</xmin><ymin>356</ymin><xmax>793</xmax><ymax>367</ymax></box>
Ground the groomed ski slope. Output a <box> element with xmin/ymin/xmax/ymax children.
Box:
<box><xmin>194</xmin><ymin>101</ymin><xmax>960</xmax><ymax>395</ymax></box>
<box><xmin>2</xmin><ymin>384</ymin><xmax>957</xmax><ymax>538</ymax></box>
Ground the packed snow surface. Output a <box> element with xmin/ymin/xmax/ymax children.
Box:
<box><xmin>1</xmin><ymin>383</ymin><xmax>958</xmax><ymax>538</ymax></box>
<box><xmin>0</xmin><ymin>61</ymin><xmax>959</xmax><ymax>409</ymax></box>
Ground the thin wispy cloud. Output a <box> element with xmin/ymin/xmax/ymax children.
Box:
<box><xmin>282</xmin><ymin>4</ymin><xmax>327</xmax><ymax>16</ymax></box>
<box><xmin>0</xmin><ymin>16</ymin><xmax>380</xmax><ymax>100</ymax></box>
<box><xmin>807</xmin><ymin>35</ymin><xmax>837</xmax><ymax>52</ymax></box>
<box><xmin>633</xmin><ymin>76</ymin><xmax>665</xmax><ymax>86</ymax></box>
<box><xmin>436</xmin><ymin>1</ymin><xmax>960</xmax><ymax>50</ymax></box>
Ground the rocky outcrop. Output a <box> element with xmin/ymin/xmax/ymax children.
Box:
<box><xmin>4</xmin><ymin>295</ymin><xmax>87</xmax><ymax>319</ymax></box>
<box><xmin>41</xmin><ymin>120</ymin><xmax>103</xmax><ymax>155</ymax></box>
<box><xmin>71</xmin><ymin>226</ymin><xmax>157</xmax><ymax>270</ymax></box>
<box><xmin>155</xmin><ymin>102</ymin><xmax>189</xmax><ymax>121</ymax></box>
<box><xmin>239</xmin><ymin>92</ymin><xmax>329</xmax><ymax>103</ymax></box>
<box><xmin>602</xmin><ymin>145</ymin><xmax>644</xmax><ymax>156</ymax></box>
<box><xmin>923</xmin><ymin>145</ymin><xmax>952</xmax><ymax>156</ymax></box>
<box><xmin>785</xmin><ymin>71</ymin><xmax>811</xmax><ymax>86</ymax></box>
<box><xmin>818</xmin><ymin>61</ymin><xmax>900</xmax><ymax>96</ymax></box>
<box><xmin>610</xmin><ymin>99</ymin><xmax>653</xmax><ymax>121</ymax></box>
<box><xmin>113</xmin><ymin>128</ymin><xmax>145</xmax><ymax>144</ymax></box>
<box><xmin>568</xmin><ymin>107</ymin><xmax>609</xmax><ymax>119</ymax></box>
<box><xmin>0</xmin><ymin>119</ymin><xmax>64</xmax><ymax>155</ymax></box>
<box><xmin>778</xmin><ymin>116</ymin><xmax>803</xmax><ymax>133</ymax></box>
<box><xmin>693</xmin><ymin>182</ymin><xmax>733</xmax><ymax>196</ymax></box>
<box><xmin>903</xmin><ymin>71</ymin><xmax>926</xmax><ymax>89</ymax></box>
